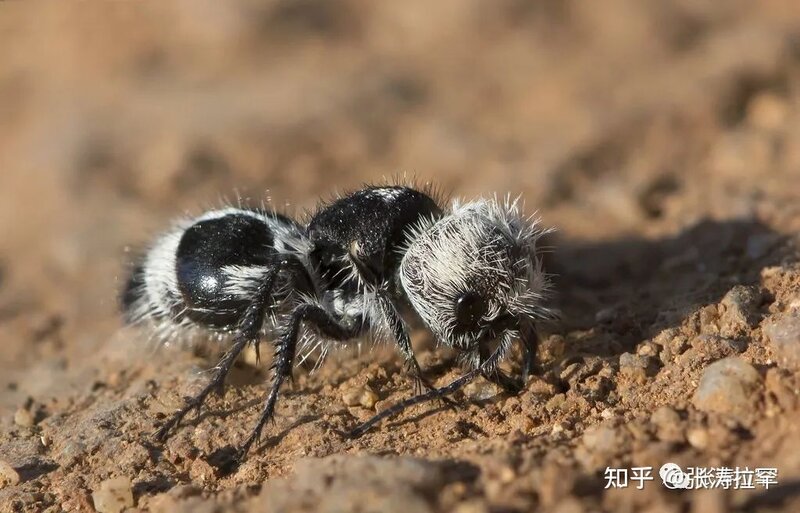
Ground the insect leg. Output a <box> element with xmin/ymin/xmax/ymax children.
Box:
<box><xmin>154</xmin><ymin>256</ymin><xmax>300</xmax><ymax>442</ymax></box>
<box><xmin>480</xmin><ymin>322</ymin><xmax>539</xmax><ymax>394</ymax></box>
<box><xmin>235</xmin><ymin>302</ymin><xmax>362</xmax><ymax>460</ymax></box>
<box><xmin>377</xmin><ymin>295</ymin><xmax>457</xmax><ymax>407</ymax></box>
<box><xmin>520</xmin><ymin>321</ymin><xmax>539</xmax><ymax>384</ymax></box>
<box><xmin>347</xmin><ymin>339</ymin><xmax>509</xmax><ymax>438</ymax></box>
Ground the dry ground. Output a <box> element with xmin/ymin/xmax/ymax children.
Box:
<box><xmin>2</xmin><ymin>1</ymin><xmax>800</xmax><ymax>512</ymax></box>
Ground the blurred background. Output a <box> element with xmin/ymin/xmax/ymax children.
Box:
<box><xmin>1</xmin><ymin>1</ymin><xmax>800</xmax><ymax>510</ymax></box>
<box><xmin>4</xmin><ymin>0</ymin><xmax>799</xmax><ymax>366</ymax></box>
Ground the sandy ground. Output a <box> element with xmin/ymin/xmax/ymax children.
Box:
<box><xmin>2</xmin><ymin>1</ymin><xmax>800</xmax><ymax>512</ymax></box>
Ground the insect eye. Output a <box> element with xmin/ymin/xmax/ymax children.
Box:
<box><xmin>454</xmin><ymin>292</ymin><xmax>487</xmax><ymax>331</ymax></box>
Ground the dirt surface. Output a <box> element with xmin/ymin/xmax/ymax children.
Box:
<box><xmin>2</xmin><ymin>1</ymin><xmax>800</xmax><ymax>512</ymax></box>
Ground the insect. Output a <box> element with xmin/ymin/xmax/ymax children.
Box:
<box><xmin>122</xmin><ymin>185</ymin><xmax>553</xmax><ymax>463</ymax></box>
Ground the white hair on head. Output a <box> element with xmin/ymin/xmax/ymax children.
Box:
<box><xmin>399</xmin><ymin>195</ymin><xmax>554</xmax><ymax>365</ymax></box>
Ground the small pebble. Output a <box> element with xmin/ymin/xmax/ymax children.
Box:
<box><xmin>719</xmin><ymin>285</ymin><xmax>762</xmax><ymax>338</ymax></box>
<box><xmin>764</xmin><ymin>311</ymin><xmax>800</xmax><ymax>371</ymax></box>
<box><xmin>654</xmin><ymin>327</ymin><xmax>681</xmax><ymax>346</ymax></box>
<box><xmin>106</xmin><ymin>371</ymin><xmax>123</xmax><ymax>388</ymax></box>
<box><xmin>691</xmin><ymin>334</ymin><xmax>747</xmax><ymax>359</ymax></box>
<box><xmin>626</xmin><ymin>421</ymin><xmax>649</xmax><ymax>441</ymax></box>
<box><xmin>575</xmin><ymin>424</ymin><xmax>623</xmax><ymax>472</ymax></box>
<box><xmin>342</xmin><ymin>384</ymin><xmax>379</xmax><ymax>409</ymax></box>
<box><xmin>669</xmin><ymin>335</ymin><xmax>690</xmax><ymax>356</ymax></box>
<box><xmin>637</xmin><ymin>342</ymin><xmax>658</xmax><ymax>357</ymax></box>
<box><xmin>92</xmin><ymin>476</ymin><xmax>134</xmax><ymax>513</ymax></box>
<box><xmin>687</xmin><ymin>428</ymin><xmax>709</xmax><ymax>450</ymax></box>
<box><xmin>464</xmin><ymin>381</ymin><xmax>502</xmax><ymax>401</ymax></box>
<box><xmin>58</xmin><ymin>439</ymin><xmax>89</xmax><ymax>468</ymax></box>
<box><xmin>498</xmin><ymin>465</ymin><xmax>516</xmax><ymax>484</ymax></box>
<box><xmin>692</xmin><ymin>357</ymin><xmax>762</xmax><ymax>421</ymax></box>
<box><xmin>168</xmin><ymin>484</ymin><xmax>203</xmax><ymax>499</ymax></box>
<box><xmin>581</xmin><ymin>425</ymin><xmax>617</xmax><ymax>454</ymax></box>
<box><xmin>528</xmin><ymin>377</ymin><xmax>557</xmax><ymax>397</ymax></box>
<box><xmin>619</xmin><ymin>352</ymin><xmax>648</xmax><ymax>370</ymax></box>
<box><xmin>765</xmin><ymin>368</ymin><xmax>797</xmax><ymax>411</ymax></box>
<box><xmin>699</xmin><ymin>304</ymin><xmax>720</xmax><ymax>334</ymax></box>
<box><xmin>189</xmin><ymin>458</ymin><xmax>216</xmax><ymax>484</ymax></box>
<box><xmin>747</xmin><ymin>92</ymin><xmax>788</xmax><ymax>130</ymax></box>
<box><xmin>0</xmin><ymin>460</ymin><xmax>20</xmax><ymax>488</ymax></box>
<box><xmin>539</xmin><ymin>335</ymin><xmax>566</xmax><ymax>362</ymax></box>
<box><xmin>520</xmin><ymin>416</ymin><xmax>536</xmax><ymax>432</ymax></box>
<box><xmin>559</xmin><ymin>362</ymin><xmax>580</xmax><ymax>382</ymax></box>
<box><xmin>580</xmin><ymin>374</ymin><xmax>612</xmax><ymax>401</ymax></box>
<box><xmin>359</xmin><ymin>387</ymin><xmax>379</xmax><ymax>409</ymax></box>
<box><xmin>545</xmin><ymin>394</ymin><xmax>566</xmax><ymax>412</ymax></box>
<box><xmin>14</xmin><ymin>408</ymin><xmax>34</xmax><ymax>428</ymax></box>
<box><xmin>619</xmin><ymin>352</ymin><xmax>653</xmax><ymax>380</ymax></box>
<box><xmin>650</xmin><ymin>406</ymin><xmax>683</xmax><ymax>443</ymax></box>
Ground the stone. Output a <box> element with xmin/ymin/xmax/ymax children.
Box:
<box><xmin>13</xmin><ymin>408</ymin><xmax>35</xmax><ymax>428</ymax></box>
<box><xmin>764</xmin><ymin>312</ymin><xmax>800</xmax><ymax>371</ymax></box>
<box><xmin>690</xmin><ymin>335</ymin><xmax>747</xmax><ymax>359</ymax></box>
<box><xmin>692</xmin><ymin>357</ymin><xmax>761</xmax><ymax>421</ymax></box>
<box><xmin>576</xmin><ymin>424</ymin><xmax>620</xmax><ymax>471</ymax></box>
<box><xmin>719</xmin><ymin>285</ymin><xmax>762</xmax><ymax>338</ymax></box>
<box><xmin>686</xmin><ymin>428</ymin><xmax>709</xmax><ymax>450</ymax></box>
<box><xmin>92</xmin><ymin>476</ymin><xmax>134</xmax><ymax>513</ymax></box>
<box><xmin>0</xmin><ymin>460</ymin><xmax>21</xmax><ymax>488</ymax></box>
<box><xmin>539</xmin><ymin>335</ymin><xmax>566</xmax><ymax>362</ymax></box>
<box><xmin>580</xmin><ymin>425</ymin><xmax>618</xmax><ymax>454</ymax></box>
<box><xmin>650</xmin><ymin>406</ymin><xmax>683</xmax><ymax>443</ymax></box>
<box><xmin>464</xmin><ymin>381</ymin><xmax>502</xmax><ymax>401</ymax></box>
<box><xmin>189</xmin><ymin>458</ymin><xmax>216</xmax><ymax>484</ymax></box>
<box><xmin>746</xmin><ymin>92</ymin><xmax>789</xmax><ymax>130</ymax></box>
<box><xmin>764</xmin><ymin>368</ymin><xmax>797</xmax><ymax>411</ymax></box>
<box><xmin>341</xmin><ymin>384</ymin><xmax>379</xmax><ymax>409</ymax></box>
<box><xmin>619</xmin><ymin>352</ymin><xmax>655</xmax><ymax>380</ymax></box>
<box><xmin>636</xmin><ymin>342</ymin><xmax>658</xmax><ymax>357</ymax></box>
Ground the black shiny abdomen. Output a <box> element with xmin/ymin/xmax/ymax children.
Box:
<box><xmin>176</xmin><ymin>213</ymin><xmax>275</xmax><ymax>327</ymax></box>
<box><xmin>308</xmin><ymin>186</ymin><xmax>442</xmax><ymax>287</ymax></box>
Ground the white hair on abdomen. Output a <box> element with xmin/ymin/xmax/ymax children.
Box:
<box><xmin>123</xmin><ymin>207</ymin><xmax>313</xmax><ymax>344</ymax></box>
